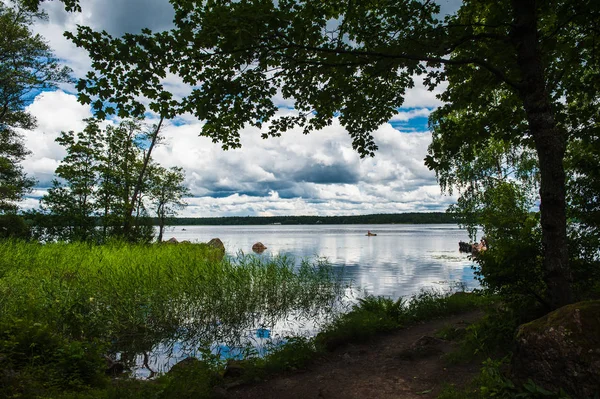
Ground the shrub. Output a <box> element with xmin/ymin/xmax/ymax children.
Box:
<box><xmin>0</xmin><ymin>214</ymin><xmax>29</xmax><ymax>239</ymax></box>
<box><xmin>0</xmin><ymin>318</ymin><xmax>107</xmax><ymax>396</ymax></box>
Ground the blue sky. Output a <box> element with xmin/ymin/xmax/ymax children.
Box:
<box><xmin>17</xmin><ymin>0</ymin><xmax>462</xmax><ymax>217</ymax></box>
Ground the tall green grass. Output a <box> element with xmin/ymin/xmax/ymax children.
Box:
<box><xmin>0</xmin><ymin>240</ymin><xmax>344</xmax><ymax>367</ymax></box>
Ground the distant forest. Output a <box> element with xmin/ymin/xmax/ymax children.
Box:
<box><xmin>160</xmin><ymin>212</ymin><xmax>456</xmax><ymax>226</ymax></box>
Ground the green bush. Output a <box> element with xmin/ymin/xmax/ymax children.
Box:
<box><xmin>438</xmin><ymin>357</ymin><xmax>571</xmax><ymax>399</ymax></box>
<box><xmin>158</xmin><ymin>359</ymin><xmax>219</xmax><ymax>399</ymax></box>
<box><xmin>0</xmin><ymin>215</ymin><xmax>29</xmax><ymax>239</ymax></box>
<box><xmin>315</xmin><ymin>296</ymin><xmax>405</xmax><ymax>351</ymax></box>
<box><xmin>443</xmin><ymin>306</ymin><xmax>519</xmax><ymax>365</ymax></box>
<box><xmin>262</xmin><ymin>336</ymin><xmax>318</xmax><ymax>373</ymax></box>
<box><xmin>315</xmin><ymin>290</ymin><xmax>487</xmax><ymax>352</ymax></box>
<box><xmin>0</xmin><ymin>318</ymin><xmax>107</xmax><ymax>396</ymax></box>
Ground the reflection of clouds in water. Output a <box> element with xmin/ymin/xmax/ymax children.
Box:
<box><xmin>132</xmin><ymin>303</ymin><xmax>349</xmax><ymax>379</ymax></box>
<box><xmin>165</xmin><ymin>224</ymin><xmax>478</xmax><ymax>299</ymax></box>
<box><xmin>135</xmin><ymin>224</ymin><xmax>478</xmax><ymax>377</ymax></box>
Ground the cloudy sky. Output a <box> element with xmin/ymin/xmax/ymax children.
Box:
<box><xmin>18</xmin><ymin>0</ymin><xmax>461</xmax><ymax>217</ymax></box>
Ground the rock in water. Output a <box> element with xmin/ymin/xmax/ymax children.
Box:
<box><xmin>513</xmin><ymin>300</ymin><xmax>600</xmax><ymax>398</ymax></box>
<box><xmin>252</xmin><ymin>242</ymin><xmax>267</xmax><ymax>253</ymax></box>
<box><xmin>207</xmin><ymin>238</ymin><xmax>226</xmax><ymax>261</ymax></box>
<box><xmin>207</xmin><ymin>238</ymin><xmax>225</xmax><ymax>252</ymax></box>
<box><xmin>166</xmin><ymin>237</ymin><xmax>178</xmax><ymax>244</ymax></box>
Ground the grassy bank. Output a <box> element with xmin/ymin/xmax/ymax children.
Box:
<box><xmin>1</xmin><ymin>240</ymin><xmax>539</xmax><ymax>399</ymax></box>
<box><xmin>0</xmin><ymin>240</ymin><xmax>344</xmax><ymax>397</ymax></box>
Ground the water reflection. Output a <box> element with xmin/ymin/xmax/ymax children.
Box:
<box><xmin>131</xmin><ymin>224</ymin><xmax>477</xmax><ymax>377</ymax></box>
<box><xmin>165</xmin><ymin>224</ymin><xmax>478</xmax><ymax>298</ymax></box>
<box><xmin>105</xmin><ymin>255</ymin><xmax>348</xmax><ymax>378</ymax></box>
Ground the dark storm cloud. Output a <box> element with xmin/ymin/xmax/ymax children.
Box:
<box><xmin>198</xmin><ymin>180</ymin><xmax>304</xmax><ymax>199</ymax></box>
<box><xmin>40</xmin><ymin>0</ymin><xmax>175</xmax><ymax>36</ymax></box>
<box><xmin>292</xmin><ymin>163</ymin><xmax>359</xmax><ymax>184</ymax></box>
<box><xmin>32</xmin><ymin>175</ymin><xmax>55</xmax><ymax>191</ymax></box>
<box><xmin>89</xmin><ymin>0</ymin><xmax>175</xmax><ymax>35</ymax></box>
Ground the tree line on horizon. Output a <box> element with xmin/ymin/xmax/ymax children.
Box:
<box><xmin>166</xmin><ymin>212</ymin><xmax>457</xmax><ymax>226</ymax></box>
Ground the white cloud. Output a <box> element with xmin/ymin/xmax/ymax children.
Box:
<box><xmin>389</xmin><ymin>108</ymin><xmax>433</xmax><ymax>122</ymax></box>
<box><xmin>18</xmin><ymin>91</ymin><xmax>455</xmax><ymax>216</ymax></box>
<box><xmin>17</xmin><ymin>3</ymin><xmax>458</xmax><ymax>216</ymax></box>
<box><xmin>402</xmin><ymin>77</ymin><xmax>447</xmax><ymax>109</ymax></box>
<box><xmin>18</xmin><ymin>91</ymin><xmax>93</xmax><ymax>186</ymax></box>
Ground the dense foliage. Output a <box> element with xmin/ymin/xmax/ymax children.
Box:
<box><xmin>424</xmin><ymin>0</ymin><xmax>600</xmax><ymax>310</ymax></box>
<box><xmin>32</xmin><ymin>118</ymin><xmax>187</xmax><ymax>243</ymax></box>
<box><xmin>0</xmin><ymin>2</ymin><xmax>70</xmax><ymax>214</ymax></box>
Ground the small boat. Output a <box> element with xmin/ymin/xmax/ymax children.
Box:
<box><xmin>366</xmin><ymin>231</ymin><xmax>377</xmax><ymax>236</ymax></box>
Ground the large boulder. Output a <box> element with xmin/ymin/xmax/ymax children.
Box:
<box><xmin>513</xmin><ymin>300</ymin><xmax>600</xmax><ymax>398</ymax></box>
<box><xmin>207</xmin><ymin>238</ymin><xmax>225</xmax><ymax>252</ymax></box>
<box><xmin>207</xmin><ymin>238</ymin><xmax>226</xmax><ymax>261</ymax></box>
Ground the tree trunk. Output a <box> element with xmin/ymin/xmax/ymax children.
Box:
<box><xmin>123</xmin><ymin>116</ymin><xmax>164</xmax><ymax>240</ymax></box>
<box><xmin>512</xmin><ymin>0</ymin><xmax>573</xmax><ymax>309</ymax></box>
<box><xmin>158</xmin><ymin>214</ymin><xmax>164</xmax><ymax>243</ymax></box>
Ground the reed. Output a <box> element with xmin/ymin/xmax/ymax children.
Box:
<box><xmin>0</xmin><ymin>240</ymin><xmax>344</xmax><ymax>370</ymax></box>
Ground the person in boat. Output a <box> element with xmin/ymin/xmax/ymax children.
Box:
<box><xmin>472</xmin><ymin>237</ymin><xmax>488</xmax><ymax>254</ymax></box>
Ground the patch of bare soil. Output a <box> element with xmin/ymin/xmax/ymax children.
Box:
<box><xmin>225</xmin><ymin>310</ymin><xmax>483</xmax><ymax>399</ymax></box>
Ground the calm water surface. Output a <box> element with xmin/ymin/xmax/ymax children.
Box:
<box><xmin>165</xmin><ymin>224</ymin><xmax>478</xmax><ymax>298</ymax></box>
<box><xmin>135</xmin><ymin>224</ymin><xmax>477</xmax><ymax>377</ymax></box>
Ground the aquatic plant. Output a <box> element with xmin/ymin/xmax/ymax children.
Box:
<box><xmin>0</xmin><ymin>240</ymin><xmax>344</xmax><ymax>376</ymax></box>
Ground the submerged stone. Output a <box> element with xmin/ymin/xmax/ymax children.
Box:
<box><xmin>252</xmin><ymin>242</ymin><xmax>267</xmax><ymax>253</ymax></box>
<box><xmin>513</xmin><ymin>300</ymin><xmax>600</xmax><ymax>398</ymax></box>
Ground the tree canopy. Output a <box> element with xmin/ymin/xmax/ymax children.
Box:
<box><xmin>37</xmin><ymin>118</ymin><xmax>188</xmax><ymax>243</ymax></box>
<box><xmin>0</xmin><ymin>2</ymin><xmax>71</xmax><ymax>213</ymax></box>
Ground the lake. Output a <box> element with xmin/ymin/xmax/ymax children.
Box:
<box><xmin>135</xmin><ymin>224</ymin><xmax>478</xmax><ymax>377</ymax></box>
<box><xmin>164</xmin><ymin>224</ymin><xmax>478</xmax><ymax>298</ymax></box>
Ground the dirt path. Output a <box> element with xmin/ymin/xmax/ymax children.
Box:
<box><xmin>226</xmin><ymin>311</ymin><xmax>483</xmax><ymax>399</ymax></box>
